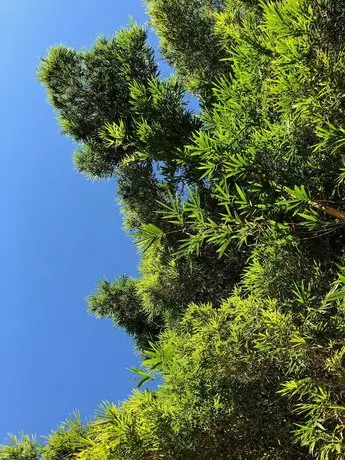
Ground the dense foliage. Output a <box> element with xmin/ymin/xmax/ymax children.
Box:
<box><xmin>4</xmin><ymin>0</ymin><xmax>345</xmax><ymax>458</ymax></box>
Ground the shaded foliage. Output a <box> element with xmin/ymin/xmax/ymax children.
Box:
<box><xmin>146</xmin><ymin>0</ymin><xmax>229</xmax><ymax>99</ymax></box>
<box><xmin>88</xmin><ymin>276</ymin><xmax>163</xmax><ymax>350</ymax></box>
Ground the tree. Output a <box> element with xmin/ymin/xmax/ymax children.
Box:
<box><xmin>41</xmin><ymin>414</ymin><xmax>89</xmax><ymax>460</ymax></box>
<box><xmin>11</xmin><ymin>0</ymin><xmax>345</xmax><ymax>458</ymax></box>
<box><xmin>145</xmin><ymin>0</ymin><xmax>229</xmax><ymax>99</ymax></box>
<box><xmin>0</xmin><ymin>435</ymin><xmax>41</xmax><ymax>460</ymax></box>
<box><xmin>159</xmin><ymin>0</ymin><xmax>345</xmax><ymax>281</ymax></box>
<box><xmin>38</xmin><ymin>24</ymin><xmax>157</xmax><ymax>178</ymax></box>
<box><xmin>37</xmin><ymin>24</ymin><xmax>199</xmax><ymax>183</ymax></box>
<box><xmin>38</xmin><ymin>21</ymin><xmax>244</xmax><ymax>341</ymax></box>
<box><xmin>87</xmin><ymin>276</ymin><xmax>163</xmax><ymax>350</ymax></box>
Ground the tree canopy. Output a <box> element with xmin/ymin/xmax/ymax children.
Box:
<box><xmin>4</xmin><ymin>0</ymin><xmax>345</xmax><ymax>458</ymax></box>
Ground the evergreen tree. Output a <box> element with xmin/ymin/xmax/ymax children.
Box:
<box><xmin>3</xmin><ymin>0</ymin><xmax>345</xmax><ymax>458</ymax></box>
<box><xmin>88</xmin><ymin>276</ymin><xmax>163</xmax><ymax>350</ymax></box>
<box><xmin>38</xmin><ymin>21</ymin><xmax>242</xmax><ymax>341</ymax></box>
<box><xmin>146</xmin><ymin>0</ymin><xmax>229</xmax><ymax>98</ymax></box>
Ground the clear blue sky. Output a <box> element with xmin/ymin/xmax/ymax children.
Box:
<box><xmin>0</xmin><ymin>0</ymin><xmax>154</xmax><ymax>441</ymax></box>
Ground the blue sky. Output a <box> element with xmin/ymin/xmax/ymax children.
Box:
<box><xmin>0</xmin><ymin>0</ymin><xmax>154</xmax><ymax>441</ymax></box>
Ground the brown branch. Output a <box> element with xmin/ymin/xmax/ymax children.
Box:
<box><xmin>310</xmin><ymin>201</ymin><xmax>345</xmax><ymax>222</ymax></box>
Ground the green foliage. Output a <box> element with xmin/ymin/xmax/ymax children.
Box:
<box><xmin>87</xmin><ymin>276</ymin><xmax>163</xmax><ymax>350</ymax></box>
<box><xmin>38</xmin><ymin>24</ymin><xmax>198</xmax><ymax>181</ymax></box>
<box><xmin>87</xmin><ymin>242</ymin><xmax>244</xmax><ymax>349</ymax></box>
<box><xmin>38</xmin><ymin>25</ymin><xmax>157</xmax><ymax>178</ymax></box>
<box><xmin>0</xmin><ymin>435</ymin><xmax>41</xmax><ymax>460</ymax></box>
<box><xmin>145</xmin><ymin>0</ymin><xmax>229</xmax><ymax>98</ymax></box>
<box><xmin>159</xmin><ymin>0</ymin><xmax>345</xmax><ymax>270</ymax></box>
<box><xmin>10</xmin><ymin>284</ymin><xmax>344</xmax><ymax>458</ymax></box>
<box><xmin>38</xmin><ymin>13</ymin><xmax>242</xmax><ymax>343</ymax></box>
<box><xmin>42</xmin><ymin>413</ymin><xmax>90</xmax><ymax>460</ymax></box>
<box><xmin>25</xmin><ymin>0</ymin><xmax>345</xmax><ymax>458</ymax></box>
<box><xmin>241</xmin><ymin>229</ymin><xmax>335</xmax><ymax>305</ymax></box>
